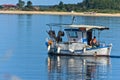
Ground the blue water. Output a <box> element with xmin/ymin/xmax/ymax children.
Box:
<box><xmin>0</xmin><ymin>14</ymin><xmax>120</xmax><ymax>80</ymax></box>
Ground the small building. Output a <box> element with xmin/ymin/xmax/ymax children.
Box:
<box><xmin>2</xmin><ymin>4</ymin><xmax>17</xmax><ymax>10</ymax></box>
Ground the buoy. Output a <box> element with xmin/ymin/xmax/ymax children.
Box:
<box><xmin>48</xmin><ymin>45</ymin><xmax>50</xmax><ymax>51</ymax></box>
<box><xmin>83</xmin><ymin>47</ymin><xmax>86</xmax><ymax>53</ymax></box>
<box><xmin>57</xmin><ymin>47</ymin><xmax>61</xmax><ymax>53</ymax></box>
<box><xmin>69</xmin><ymin>49</ymin><xmax>74</xmax><ymax>53</ymax></box>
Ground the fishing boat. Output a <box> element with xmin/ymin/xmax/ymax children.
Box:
<box><xmin>46</xmin><ymin>23</ymin><xmax>112</xmax><ymax>56</ymax></box>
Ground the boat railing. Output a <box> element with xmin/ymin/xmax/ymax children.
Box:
<box><xmin>98</xmin><ymin>41</ymin><xmax>107</xmax><ymax>47</ymax></box>
<box><xmin>57</xmin><ymin>41</ymin><xmax>85</xmax><ymax>44</ymax></box>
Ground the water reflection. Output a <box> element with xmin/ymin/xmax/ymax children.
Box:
<box><xmin>47</xmin><ymin>56</ymin><xmax>110</xmax><ymax>80</ymax></box>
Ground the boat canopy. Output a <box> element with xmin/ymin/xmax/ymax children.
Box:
<box><xmin>47</xmin><ymin>23</ymin><xmax>109</xmax><ymax>31</ymax></box>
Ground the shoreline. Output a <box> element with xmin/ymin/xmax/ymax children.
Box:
<box><xmin>0</xmin><ymin>10</ymin><xmax>120</xmax><ymax>17</ymax></box>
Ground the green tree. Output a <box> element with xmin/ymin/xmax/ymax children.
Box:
<box><xmin>58</xmin><ymin>1</ymin><xmax>64</xmax><ymax>10</ymax></box>
<box><xmin>17</xmin><ymin>0</ymin><xmax>25</xmax><ymax>9</ymax></box>
<box><xmin>24</xmin><ymin>1</ymin><xmax>34</xmax><ymax>11</ymax></box>
<box><xmin>26</xmin><ymin>1</ymin><xmax>33</xmax><ymax>8</ymax></box>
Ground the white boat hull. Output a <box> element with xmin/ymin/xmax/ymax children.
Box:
<box><xmin>48</xmin><ymin>45</ymin><xmax>112</xmax><ymax>56</ymax></box>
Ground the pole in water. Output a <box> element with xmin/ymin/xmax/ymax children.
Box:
<box><xmin>72</xmin><ymin>16</ymin><xmax>75</xmax><ymax>24</ymax></box>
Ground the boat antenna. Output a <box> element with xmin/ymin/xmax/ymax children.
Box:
<box><xmin>71</xmin><ymin>16</ymin><xmax>75</xmax><ymax>24</ymax></box>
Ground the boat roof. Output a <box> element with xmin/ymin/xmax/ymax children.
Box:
<box><xmin>47</xmin><ymin>23</ymin><xmax>109</xmax><ymax>31</ymax></box>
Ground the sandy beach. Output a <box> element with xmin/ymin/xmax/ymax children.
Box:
<box><xmin>0</xmin><ymin>10</ymin><xmax>120</xmax><ymax>17</ymax></box>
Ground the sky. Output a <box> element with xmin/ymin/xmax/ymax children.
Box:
<box><xmin>0</xmin><ymin>0</ymin><xmax>83</xmax><ymax>5</ymax></box>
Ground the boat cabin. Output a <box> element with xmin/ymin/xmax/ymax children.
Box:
<box><xmin>47</xmin><ymin>24</ymin><xmax>109</xmax><ymax>45</ymax></box>
<box><xmin>65</xmin><ymin>28</ymin><xmax>88</xmax><ymax>44</ymax></box>
<box><xmin>64</xmin><ymin>25</ymin><xmax>109</xmax><ymax>45</ymax></box>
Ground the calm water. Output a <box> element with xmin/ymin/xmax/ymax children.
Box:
<box><xmin>0</xmin><ymin>14</ymin><xmax>120</xmax><ymax>80</ymax></box>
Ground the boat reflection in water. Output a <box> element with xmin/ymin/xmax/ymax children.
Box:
<box><xmin>47</xmin><ymin>55</ymin><xmax>110</xmax><ymax>80</ymax></box>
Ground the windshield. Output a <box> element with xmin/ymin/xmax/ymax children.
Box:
<box><xmin>68</xmin><ymin>31</ymin><xmax>78</xmax><ymax>38</ymax></box>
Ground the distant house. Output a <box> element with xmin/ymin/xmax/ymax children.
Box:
<box><xmin>2</xmin><ymin>4</ymin><xmax>17</xmax><ymax>10</ymax></box>
<box><xmin>32</xmin><ymin>5</ymin><xmax>40</xmax><ymax>11</ymax></box>
<box><xmin>33</xmin><ymin>5</ymin><xmax>51</xmax><ymax>11</ymax></box>
<box><xmin>39</xmin><ymin>5</ymin><xmax>51</xmax><ymax>9</ymax></box>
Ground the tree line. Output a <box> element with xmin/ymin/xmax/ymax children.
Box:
<box><xmin>2</xmin><ymin>0</ymin><xmax>119</xmax><ymax>13</ymax></box>
<box><xmin>17</xmin><ymin>0</ymin><xmax>34</xmax><ymax>11</ymax></box>
<box><xmin>49</xmin><ymin>0</ymin><xmax>120</xmax><ymax>13</ymax></box>
<box><xmin>81</xmin><ymin>0</ymin><xmax>120</xmax><ymax>10</ymax></box>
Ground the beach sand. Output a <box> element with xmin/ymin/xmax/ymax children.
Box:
<box><xmin>0</xmin><ymin>10</ymin><xmax>120</xmax><ymax>17</ymax></box>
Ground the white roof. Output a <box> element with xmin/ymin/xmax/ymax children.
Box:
<box><xmin>47</xmin><ymin>23</ymin><xmax>109</xmax><ymax>30</ymax></box>
<box><xmin>64</xmin><ymin>24</ymin><xmax>109</xmax><ymax>30</ymax></box>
